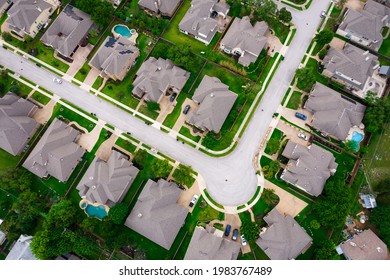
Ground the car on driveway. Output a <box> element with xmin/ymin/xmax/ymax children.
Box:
<box><xmin>295</xmin><ymin>112</ymin><xmax>307</xmax><ymax>121</ymax></box>
<box><xmin>170</xmin><ymin>93</ymin><xmax>177</xmax><ymax>102</ymax></box>
<box><xmin>241</xmin><ymin>235</ymin><xmax>247</xmax><ymax>246</ymax></box>
<box><xmin>224</xmin><ymin>224</ymin><xmax>231</xmax><ymax>236</ymax></box>
<box><xmin>183</xmin><ymin>105</ymin><xmax>191</xmax><ymax>114</ymax></box>
<box><xmin>188</xmin><ymin>195</ymin><xmax>198</xmax><ymax>208</ymax></box>
<box><xmin>53</xmin><ymin>77</ymin><xmax>62</xmax><ymax>84</ymax></box>
<box><xmin>297</xmin><ymin>133</ymin><xmax>308</xmax><ymax>141</ymax></box>
<box><xmin>232</xmin><ymin>229</ymin><xmax>239</xmax><ymax>241</ymax></box>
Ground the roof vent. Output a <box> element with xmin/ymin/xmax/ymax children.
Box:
<box><xmin>89</xmin><ymin>176</ymin><xmax>94</xmax><ymax>180</ymax></box>
<box><xmin>91</xmin><ymin>185</ymin><xmax>96</xmax><ymax>189</ymax></box>
<box><xmin>210</xmin><ymin>92</ymin><xmax>215</xmax><ymax>97</ymax></box>
<box><xmin>350</xmin><ymin>242</ymin><xmax>357</xmax><ymax>247</ymax></box>
<box><xmin>363</xmin><ymin>50</ymin><xmax>369</xmax><ymax>56</ymax></box>
<box><xmin>137</xmin><ymin>213</ymin><xmax>142</xmax><ymax>218</ymax></box>
<box><xmin>377</xmin><ymin>247</ymin><xmax>383</xmax><ymax>253</ymax></box>
<box><xmin>365</xmin><ymin>57</ymin><xmax>370</xmax><ymax>61</ymax></box>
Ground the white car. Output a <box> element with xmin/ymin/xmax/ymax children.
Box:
<box><xmin>189</xmin><ymin>195</ymin><xmax>199</xmax><ymax>208</ymax></box>
<box><xmin>297</xmin><ymin>133</ymin><xmax>308</xmax><ymax>141</ymax></box>
<box><xmin>241</xmin><ymin>235</ymin><xmax>247</xmax><ymax>246</ymax></box>
<box><xmin>53</xmin><ymin>77</ymin><xmax>62</xmax><ymax>84</ymax></box>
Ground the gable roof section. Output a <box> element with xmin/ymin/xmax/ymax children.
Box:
<box><xmin>184</xmin><ymin>226</ymin><xmax>241</xmax><ymax>260</ymax></box>
<box><xmin>340</xmin><ymin>229</ymin><xmax>388</xmax><ymax>260</ymax></box>
<box><xmin>323</xmin><ymin>43</ymin><xmax>379</xmax><ymax>89</ymax></box>
<box><xmin>281</xmin><ymin>140</ymin><xmax>338</xmax><ymax>196</ymax></box>
<box><xmin>90</xmin><ymin>36</ymin><xmax>140</xmax><ymax>79</ymax></box>
<box><xmin>0</xmin><ymin>92</ymin><xmax>38</xmax><ymax>156</ymax></box>
<box><xmin>6</xmin><ymin>0</ymin><xmax>54</xmax><ymax>33</ymax></box>
<box><xmin>186</xmin><ymin>75</ymin><xmax>237</xmax><ymax>133</ymax></box>
<box><xmin>6</xmin><ymin>234</ymin><xmax>38</xmax><ymax>260</ymax></box>
<box><xmin>77</xmin><ymin>150</ymin><xmax>139</xmax><ymax>206</ymax></box>
<box><xmin>132</xmin><ymin>57</ymin><xmax>190</xmax><ymax>102</ymax></box>
<box><xmin>41</xmin><ymin>5</ymin><xmax>93</xmax><ymax>58</ymax></box>
<box><xmin>124</xmin><ymin>179</ymin><xmax>188</xmax><ymax>250</ymax></box>
<box><xmin>221</xmin><ymin>17</ymin><xmax>268</xmax><ymax>66</ymax></box>
<box><xmin>23</xmin><ymin>118</ymin><xmax>85</xmax><ymax>182</ymax></box>
<box><xmin>305</xmin><ymin>83</ymin><xmax>366</xmax><ymax>140</ymax></box>
<box><xmin>138</xmin><ymin>0</ymin><xmax>181</xmax><ymax>16</ymax></box>
<box><xmin>256</xmin><ymin>209</ymin><xmax>312</xmax><ymax>260</ymax></box>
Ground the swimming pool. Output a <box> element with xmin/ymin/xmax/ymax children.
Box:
<box><xmin>85</xmin><ymin>204</ymin><xmax>108</xmax><ymax>220</ymax></box>
<box><xmin>113</xmin><ymin>25</ymin><xmax>135</xmax><ymax>38</ymax></box>
<box><xmin>350</xmin><ymin>131</ymin><xmax>364</xmax><ymax>151</ymax></box>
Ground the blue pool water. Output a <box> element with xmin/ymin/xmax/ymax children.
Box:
<box><xmin>350</xmin><ymin>131</ymin><xmax>364</xmax><ymax>151</ymax></box>
<box><xmin>85</xmin><ymin>205</ymin><xmax>108</xmax><ymax>220</ymax></box>
<box><xmin>114</xmin><ymin>25</ymin><xmax>132</xmax><ymax>38</ymax></box>
<box><xmin>81</xmin><ymin>202</ymin><xmax>87</xmax><ymax>208</ymax></box>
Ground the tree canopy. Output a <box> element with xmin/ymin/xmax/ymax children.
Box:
<box><xmin>363</xmin><ymin>93</ymin><xmax>390</xmax><ymax>134</ymax></box>
<box><xmin>240</xmin><ymin>220</ymin><xmax>260</xmax><ymax>242</ymax></box>
<box><xmin>150</xmin><ymin>159</ymin><xmax>172</xmax><ymax>179</ymax></box>
<box><xmin>295</xmin><ymin>67</ymin><xmax>316</xmax><ymax>92</ymax></box>
<box><xmin>370</xmin><ymin>204</ymin><xmax>390</xmax><ymax>247</ymax></box>
<box><xmin>74</xmin><ymin>0</ymin><xmax>114</xmax><ymax>27</ymax></box>
<box><xmin>172</xmin><ymin>164</ymin><xmax>195</xmax><ymax>187</ymax></box>
<box><xmin>278</xmin><ymin>7</ymin><xmax>292</xmax><ymax>23</ymax></box>
<box><xmin>108</xmin><ymin>203</ymin><xmax>129</xmax><ymax>225</ymax></box>
<box><xmin>45</xmin><ymin>200</ymin><xmax>78</xmax><ymax>229</ymax></box>
<box><xmin>314</xmin><ymin>239</ymin><xmax>340</xmax><ymax>260</ymax></box>
<box><xmin>315</xmin><ymin>30</ymin><xmax>334</xmax><ymax>46</ymax></box>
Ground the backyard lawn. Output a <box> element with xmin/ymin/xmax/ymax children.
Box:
<box><xmin>378</xmin><ymin>35</ymin><xmax>390</xmax><ymax>66</ymax></box>
<box><xmin>0</xmin><ymin>149</ymin><xmax>21</xmax><ymax>172</ymax></box>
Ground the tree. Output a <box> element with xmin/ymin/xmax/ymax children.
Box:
<box><xmin>133</xmin><ymin>149</ymin><xmax>149</xmax><ymax>168</ymax></box>
<box><xmin>150</xmin><ymin>159</ymin><xmax>172</xmax><ymax>179</ymax></box>
<box><xmin>363</xmin><ymin>94</ymin><xmax>390</xmax><ymax>134</ymax></box>
<box><xmin>73</xmin><ymin>235</ymin><xmax>97</xmax><ymax>258</ymax></box>
<box><xmin>315</xmin><ymin>30</ymin><xmax>334</xmax><ymax>46</ymax></box>
<box><xmin>172</xmin><ymin>164</ymin><xmax>194</xmax><ymax>187</ymax></box>
<box><xmin>261</xmin><ymin>189</ymin><xmax>279</xmax><ymax>206</ymax></box>
<box><xmin>0</xmin><ymin>168</ymin><xmax>33</xmax><ymax>194</ymax></box>
<box><xmin>310</xmin><ymin>219</ymin><xmax>321</xmax><ymax>230</ymax></box>
<box><xmin>240</xmin><ymin>220</ymin><xmax>260</xmax><ymax>242</ymax></box>
<box><xmin>344</xmin><ymin>140</ymin><xmax>357</xmax><ymax>153</ymax></box>
<box><xmin>314</xmin><ymin>239</ymin><xmax>340</xmax><ymax>260</ymax></box>
<box><xmin>374</xmin><ymin>178</ymin><xmax>390</xmax><ymax>205</ymax></box>
<box><xmin>278</xmin><ymin>7</ymin><xmax>292</xmax><ymax>23</ymax></box>
<box><xmin>74</xmin><ymin>0</ymin><xmax>114</xmax><ymax>28</ymax></box>
<box><xmin>45</xmin><ymin>200</ymin><xmax>78</xmax><ymax>229</ymax></box>
<box><xmin>295</xmin><ymin>67</ymin><xmax>316</xmax><ymax>92</ymax></box>
<box><xmin>262</xmin><ymin>160</ymin><xmax>280</xmax><ymax>179</ymax></box>
<box><xmin>266</xmin><ymin>138</ymin><xmax>281</xmax><ymax>155</ymax></box>
<box><xmin>370</xmin><ymin>205</ymin><xmax>390</xmax><ymax>246</ymax></box>
<box><xmin>108</xmin><ymin>203</ymin><xmax>129</xmax><ymax>225</ymax></box>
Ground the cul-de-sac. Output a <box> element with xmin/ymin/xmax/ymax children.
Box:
<box><xmin>0</xmin><ymin>0</ymin><xmax>389</xmax><ymax>261</ymax></box>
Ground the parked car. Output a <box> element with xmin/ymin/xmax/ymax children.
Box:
<box><xmin>224</xmin><ymin>224</ymin><xmax>231</xmax><ymax>236</ymax></box>
<box><xmin>295</xmin><ymin>112</ymin><xmax>307</xmax><ymax>121</ymax></box>
<box><xmin>53</xmin><ymin>77</ymin><xmax>62</xmax><ymax>84</ymax></box>
<box><xmin>320</xmin><ymin>10</ymin><xmax>326</xmax><ymax>18</ymax></box>
<box><xmin>232</xmin><ymin>229</ymin><xmax>239</xmax><ymax>241</ymax></box>
<box><xmin>241</xmin><ymin>235</ymin><xmax>247</xmax><ymax>246</ymax></box>
<box><xmin>183</xmin><ymin>105</ymin><xmax>191</xmax><ymax>114</ymax></box>
<box><xmin>297</xmin><ymin>133</ymin><xmax>308</xmax><ymax>141</ymax></box>
<box><xmin>188</xmin><ymin>195</ymin><xmax>199</xmax><ymax>208</ymax></box>
<box><xmin>170</xmin><ymin>93</ymin><xmax>177</xmax><ymax>102</ymax></box>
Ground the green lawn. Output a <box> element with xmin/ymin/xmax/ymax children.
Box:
<box><xmin>297</xmin><ymin>58</ymin><xmax>328</xmax><ymax>92</ymax></box>
<box><xmin>0</xmin><ymin>72</ymin><xmax>33</xmax><ymax>98</ymax></box>
<box><xmin>137</xmin><ymin>104</ymin><xmax>159</xmax><ymax>120</ymax></box>
<box><xmin>92</xmin><ymin>76</ymin><xmax>104</xmax><ymax>90</ymax></box>
<box><xmin>115</xmin><ymin>137</ymin><xmax>138</xmax><ymax>153</ymax></box>
<box><xmin>31</xmin><ymin>91</ymin><xmax>51</xmax><ymax>105</ymax></box>
<box><xmin>52</xmin><ymin>103</ymin><xmax>96</xmax><ymax>132</ymax></box>
<box><xmin>286</xmin><ymin>91</ymin><xmax>303</xmax><ymax>110</ymax></box>
<box><xmin>264</xmin><ymin>128</ymin><xmax>284</xmax><ymax>155</ymax></box>
<box><xmin>378</xmin><ymin>36</ymin><xmax>390</xmax><ymax>66</ymax></box>
<box><xmin>74</xmin><ymin>62</ymin><xmax>91</xmax><ymax>82</ymax></box>
<box><xmin>179</xmin><ymin>126</ymin><xmax>201</xmax><ymax>143</ymax></box>
<box><xmin>0</xmin><ymin>149</ymin><xmax>21</xmax><ymax>172</ymax></box>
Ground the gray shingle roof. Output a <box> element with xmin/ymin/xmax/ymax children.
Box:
<box><xmin>6</xmin><ymin>234</ymin><xmax>38</xmax><ymax>260</ymax></box>
<box><xmin>340</xmin><ymin>229</ymin><xmax>388</xmax><ymax>260</ymax></box>
<box><xmin>132</xmin><ymin>57</ymin><xmax>190</xmax><ymax>102</ymax></box>
<box><xmin>41</xmin><ymin>5</ymin><xmax>93</xmax><ymax>58</ymax></box>
<box><xmin>184</xmin><ymin>225</ymin><xmax>241</xmax><ymax>260</ymax></box>
<box><xmin>77</xmin><ymin>150</ymin><xmax>139</xmax><ymax>206</ymax></box>
<box><xmin>138</xmin><ymin>0</ymin><xmax>181</xmax><ymax>17</ymax></box>
<box><xmin>221</xmin><ymin>17</ymin><xmax>268</xmax><ymax>67</ymax></box>
<box><xmin>6</xmin><ymin>0</ymin><xmax>54</xmax><ymax>34</ymax></box>
<box><xmin>90</xmin><ymin>36</ymin><xmax>140</xmax><ymax>81</ymax></box>
<box><xmin>0</xmin><ymin>93</ymin><xmax>38</xmax><ymax>156</ymax></box>
<box><xmin>281</xmin><ymin>140</ymin><xmax>338</xmax><ymax>196</ymax></box>
<box><xmin>0</xmin><ymin>0</ymin><xmax>12</xmax><ymax>14</ymax></box>
<box><xmin>323</xmin><ymin>43</ymin><xmax>379</xmax><ymax>90</ymax></box>
<box><xmin>186</xmin><ymin>75</ymin><xmax>237</xmax><ymax>133</ymax></box>
<box><xmin>338</xmin><ymin>0</ymin><xmax>389</xmax><ymax>49</ymax></box>
<box><xmin>124</xmin><ymin>179</ymin><xmax>188</xmax><ymax>250</ymax></box>
<box><xmin>305</xmin><ymin>83</ymin><xmax>366</xmax><ymax>140</ymax></box>
<box><xmin>179</xmin><ymin>0</ymin><xmax>229</xmax><ymax>44</ymax></box>
<box><xmin>23</xmin><ymin>118</ymin><xmax>85</xmax><ymax>182</ymax></box>
<box><xmin>256</xmin><ymin>209</ymin><xmax>312</xmax><ymax>260</ymax></box>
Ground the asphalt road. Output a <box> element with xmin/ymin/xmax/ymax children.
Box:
<box><xmin>0</xmin><ymin>0</ymin><xmax>331</xmax><ymax>206</ymax></box>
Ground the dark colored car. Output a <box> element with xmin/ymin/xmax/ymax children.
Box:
<box><xmin>295</xmin><ymin>112</ymin><xmax>307</xmax><ymax>121</ymax></box>
<box><xmin>183</xmin><ymin>104</ymin><xmax>191</xmax><ymax>114</ymax></box>
<box><xmin>170</xmin><ymin>93</ymin><xmax>177</xmax><ymax>102</ymax></box>
<box><xmin>232</xmin><ymin>229</ymin><xmax>239</xmax><ymax>241</ymax></box>
<box><xmin>224</xmin><ymin>224</ymin><xmax>231</xmax><ymax>237</ymax></box>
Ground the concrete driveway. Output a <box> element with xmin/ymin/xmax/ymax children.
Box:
<box><xmin>172</xmin><ymin>98</ymin><xmax>198</xmax><ymax>132</ymax></box>
<box><xmin>83</xmin><ymin>68</ymin><xmax>100</xmax><ymax>87</ymax></box>
<box><xmin>66</xmin><ymin>44</ymin><xmax>94</xmax><ymax>77</ymax></box>
<box><xmin>156</xmin><ymin>95</ymin><xmax>175</xmax><ymax>123</ymax></box>
<box><xmin>32</xmin><ymin>99</ymin><xmax>56</xmax><ymax>124</ymax></box>
<box><xmin>282</xmin><ymin>107</ymin><xmax>313</xmax><ymax>131</ymax></box>
<box><xmin>276</xmin><ymin>120</ymin><xmax>310</xmax><ymax>146</ymax></box>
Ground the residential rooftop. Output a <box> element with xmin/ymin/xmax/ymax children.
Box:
<box><xmin>6</xmin><ymin>234</ymin><xmax>38</xmax><ymax>260</ymax></box>
<box><xmin>138</xmin><ymin>0</ymin><xmax>181</xmax><ymax>17</ymax></box>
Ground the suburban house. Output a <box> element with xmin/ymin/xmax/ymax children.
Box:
<box><xmin>186</xmin><ymin>75</ymin><xmax>237</xmax><ymax>133</ymax></box>
<box><xmin>124</xmin><ymin>179</ymin><xmax>188</xmax><ymax>250</ymax></box>
<box><xmin>0</xmin><ymin>229</ymin><xmax>5</xmax><ymax>246</ymax></box>
<box><xmin>280</xmin><ymin>140</ymin><xmax>338</xmax><ymax>197</ymax></box>
<box><xmin>322</xmin><ymin>43</ymin><xmax>385</xmax><ymax>98</ymax></box>
<box><xmin>184</xmin><ymin>225</ymin><xmax>241</xmax><ymax>260</ymax></box>
<box><xmin>0</xmin><ymin>0</ymin><xmax>12</xmax><ymax>16</ymax></box>
<box><xmin>5</xmin><ymin>234</ymin><xmax>38</xmax><ymax>260</ymax></box>
<box><xmin>0</xmin><ymin>93</ymin><xmax>39</xmax><ymax>156</ymax></box>
<box><xmin>89</xmin><ymin>36</ymin><xmax>140</xmax><ymax>81</ymax></box>
<box><xmin>220</xmin><ymin>16</ymin><xmax>268</xmax><ymax>67</ymax></box>
<box><xmin>336</xmin><ymin>0</ymin><xmax>390</xmax><ymax>50</ymax></box>
<box><xmin>41</xmin><ymin>5</ymin><xmax>93</xmax><ymax>61</ymax></box>
<box><xmin>132</xmin><ymin>57</ymin><xmax>190</xmax><ymax>103</ymax></box>
<box><xmin>304</xmin><ymin>82</ymin><xmax>366</xmax><ymax>141</ymax></box>
<box><xmin>179</xmin><ymin>0</ymin><xmax>230</xmax><ymax>45</ymax></box>
<box><xmin>6</xmin><ymin>0</ymin><xmax>56</xmax><ymax>39</ymax></box>
<box><xmin>23</xmin><ymin>118</ymin><xmax>86</xmax><ymax>182</ymax></box>
<box><xmin>76</xmin><ymin>150</ymin><xmax>139</xmax><ymax>207</ymax></box>
<box><xmin>256</xmin><ymin>209</ymin><xmax>312</xmax><ymax>260</ymax></box>
<box><xmin>336</xmin><ymin>229</ymin><xmax>389</xmax><ymax>260</ymax></box>
<box><xmin>138</xmin><ymin>0</ymin><xmax>181</xmax><ymax>17</ymax></box>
